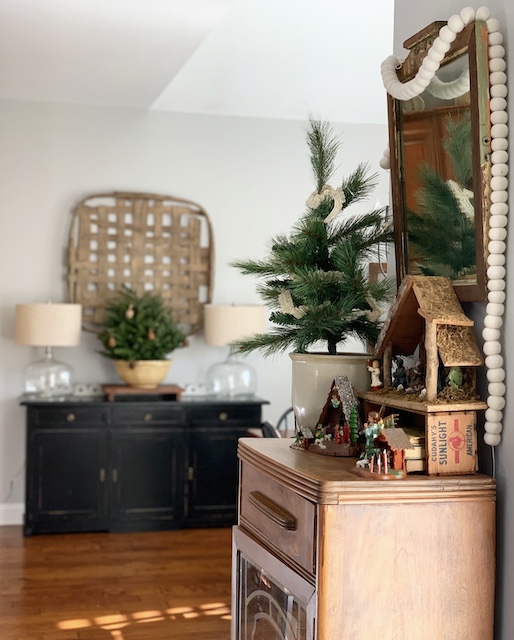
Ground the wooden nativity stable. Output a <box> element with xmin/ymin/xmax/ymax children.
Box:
<box><xmin>359</xmin><ymin>275</ymin><xmax>486</xmax><ymax>475</ymax></box>
<box><xmin>374</xmin><ymin>275</ymin><xmax>483</xmax><ymax>402</ymax></box>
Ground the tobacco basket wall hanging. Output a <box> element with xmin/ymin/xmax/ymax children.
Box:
<box><xmin>67</xmin><ymin>192</ymin><xmax>214</xmax><ymax>335</ymax></box>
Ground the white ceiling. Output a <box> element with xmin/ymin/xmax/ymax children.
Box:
<box><xmin>0</xmin><ymin>0</ymin><xmax>394</xmax><ymax>124</ymax></box>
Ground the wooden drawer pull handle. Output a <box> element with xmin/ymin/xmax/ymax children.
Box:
<box><xmin>248</xmin><ymin>491</ymin><xmax>296</xmax><ymax>530</ymax></box>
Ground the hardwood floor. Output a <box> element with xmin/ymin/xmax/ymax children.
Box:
<box><xmin>0</xmin><ymin>526</ymin><xmax>233</xmax><ymax>640</ymax></box>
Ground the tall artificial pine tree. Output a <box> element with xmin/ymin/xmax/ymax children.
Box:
<box><xmin>233</xmin><ymin>120</ymin><xmax>394</xmax><ymax>357</ymax></box>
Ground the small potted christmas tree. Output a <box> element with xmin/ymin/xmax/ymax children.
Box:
<box><xmin>232</xmin><ymin>120</ymin><xmax>394</xmax><ymax>429</ymax></box>
<box><xmin>98</xmin><ymin>286</ymin><xmax>185</xmax><ymax>388</ymax></box>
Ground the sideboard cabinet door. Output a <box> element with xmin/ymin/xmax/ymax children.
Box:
<box><xmin>108</xmin><ymin>426</ymin><xmax>184</xmax><ymax>531</ymax></box>
<box><xmin>25</xmin><ymin>427</ymin><xmax>108</xmax><ymax>535</ymax></box>
<box><xmin>186</xmin><ymin>404</ymin><xmax>262</xmax><ymax>527</ymax></box>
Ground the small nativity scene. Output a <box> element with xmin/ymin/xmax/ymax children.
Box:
<box><xmin>369</xmin><ymin>275</ymin><xmax>484</xmax><ymax>404</ymax></box>
<box><xmin>291</xmin><ymin>376</ymin><xmax>415</xmax><ymax>478</ymax></box>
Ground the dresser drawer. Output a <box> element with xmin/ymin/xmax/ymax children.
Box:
<box><xmin>240</xmin><ymin>463</ymin><xmax>316</xmax><ymax>577</ymax></box>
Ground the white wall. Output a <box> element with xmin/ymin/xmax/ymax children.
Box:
<box><xmin>0</xmin><ymin>100</ymin><xmax>390</xmax><ymax>516</ymax></box>
<box><xmin>392</xmin><ymin>2</ymin><xmax>511</xmax><ymax>638</ymax></box>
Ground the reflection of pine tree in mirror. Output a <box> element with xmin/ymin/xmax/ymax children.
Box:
<box><xmin>406</xmin><ymin>113</ymin><xmax>476</xmax><ymax>282</ymax></box>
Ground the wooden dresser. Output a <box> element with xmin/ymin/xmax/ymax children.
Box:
<box><xmin>231</xmin><ymin>438</ymin><xmax>496</xmax><ymax>640</ymax></box>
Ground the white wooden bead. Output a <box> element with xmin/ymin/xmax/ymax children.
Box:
<box><xmin>432</xmin><ymin>38</ymin><xmax>451</xmax><ymax>55</ymax></box>
<box><xmin>460</xmin><ymin>7</ymin><xmax>476</xmax><ymax>24</ymax></box>
<box><xmin>489</xmin><ymin>59</ymin><xmax>506</xmax><ymax>74</ymax></box>
<box><xmin>490</xmin><ymin>175</ymin><xmax>508</xmax><ymax>190</ymax></box>
<box><xmin>489</xmin><ymin>44</ymin><xmax>506</xmax><ymax>59</ymax></box>
<box><xmin>490</xmin><ymin>98</ymin><xmax>508</xmax><ymax>113</ymax></box>
<box><xmin>448</xmin><ymin>14</ymin><xmax>465</xmax><ymax>33</ymax></box>
<box><xmin>488</xmin><ymin>395</ymin><xmax>505</xmax><ymax>411</ymax></box>
<box><xmin>487</xmin><ymin>277</ymin><xmax>506</xmax><ymax>291</ymax></box>
<box><xmin>490</xmin><ymin>201</ymin><xmax>508</xmax><ymax>215</ymax></box>
<box><xmin>487</xmin><ymin>265</ymin><xmax>506</xmax><ymax>280</ymax></box>
<box><xmin>491</xmin><ymin>112</ymin><xmax>508</xmax><ymax>126</ymax></box>
<box><xmin>486</xmin><ymin>302</ymin><xmax>505</xmax><ymax>316</ymax></box>
<box><xmin>488</xmin><ymin>32</ymin><xmax>503</xmax><ymax>46</ymax></box>
<box><xmin>484</xmin><ymin>422</ymin><xmax>503</xmax><ymax>435</ymax></box>
<box><xmin>488</xmin><ymin>291</ymin><xmax>506</xmax><ymax>305</ymax></box>
<box><xmin>382</xmin><ymin>72</ymin><xmax>397</xmax><ymax>85</ymax></box>
<box><xmin>410</xmin><ymin>80</ymin><xmax>424</xmax><ymax>96</ymax></box>
<box><xmin>490</xmin><ymin>85</ymin><xmax>508</xmax><ymax>99</ymax></box>
<box><xmin>384</xmin><ymin>78</ymin><xmax>399</xmax><ymax>93</ymax></box>
<box><xmin>484</xmin><ymin>432</ymin><xmax>501</xmax><ymax>447</ymax></box>
<box><xmin>491</xmin><ymin>162</ymin><xmax>508</xmax><ymax>176</ymax></box>
<box><xmin>483</xmin><ymin>327</ymin><xmax>501</xmax><ymax>341</ymax></box>
<box><xmin>484</xmin><ymin>314</ymin><xmax>503</xmax><ymax>330</ymax></box>
<box><xmin>490</xmin><ymin>150</ymin><xmax>508</xmax><ymax>164</ymax></box>
<box><xmin>491</xmin><ymin>125</ymin><xmax>509</xmax><ymax>141</ymax></box>
<box><xmin>485</xmin><ymin>408</ymin><xmax>503</xmax><ymax>423</ymax></box>
<box><xmin>486</xmin><ymin>18</ymin><xmax>501</xmax><ymax>34</ymax></box>
<box><xmin>488</xmin><ymin>228</ymin><xmax>507</xmax><ymax>242</ymax></box>
<box><xmin>379</xmin><ymin>157</ymin><xmax>390</xmax><ymax>170</ymax></box>
<box><xmin>416</xmin><ymin>76</ymin><xmax>431</xmax><ymax>89</ymax></box>
<box><xmin>439</xmin><ymin>25</ymin><xmax>457</xmax><ymax>43</ymax></box>
<box><xmin>488</xmin><ymin>241</ymin><xmax>506</xmax><ymax>255</ymax></box>
<box><xmin>490</xmin><ymin>71</ymin><xmax>507</xmax><ymax>85</ymax></box>
<box><xmin>476</xmin><ymin>6</ymin><xmax>491</xmax><ymax>21</ymax></box>
<box><xmin>487</xmin><ymin>368</ymin><xmax>506</xmax><ymax>383</ymax></box>
<box><xmin>489</xmin><ymin>215</ymin><xmax>508</xmax><ymax>229</ymax></box>
<box><xmin>486</xmin><ymin>353</ymin><xmax>504</xmax><ymax>368</ymax></box>
<box><xmin>427</xmin><ymin>48</ymin><xmax>445</xmax><ymax>63</ymax></box>
<box><xmin>384</xmin><ymin>147</ymin><xmax>390</xmax><ymax>158</ymax></box>
<box><xmin>487</xmin><ymin>252</ymin><xmax>506</xmax><ymax>266</ymax></box>
<box><xmin>422</xmin><ymin>57</ymin><xmax>440</xmax><ymax>72</ymax></box>
<box><xmin>418</xmin><ymin>67</ymin><xmax>434</xmax><ymax>80</ymax></box>
<box><xmin>483</xmin><ymin>340</ymin><xmax>502</xmax><ymax>356</ymax></box>
<box><xmin>490</xmin><ymin>190</ymin><xmax>508</xmax><ymax>203</ymax></box>
<box><xmin>489</xmin><ymin>382</ymin><xmax>506</xmax><ymax>397</ymax></box>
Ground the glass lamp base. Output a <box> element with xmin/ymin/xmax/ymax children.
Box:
<box><xmin>206</xmin><ymin>358</ymin><xmax>257</xmax><ymax>398</ymax></box>
<box><xmin>22</xmin><ymin>351</ymin><xmax>74</xmax><ymax>399</ymax></box>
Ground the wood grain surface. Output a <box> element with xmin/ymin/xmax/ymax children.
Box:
<box><xmin>0</xmin><ymin>526</ymin><xmax>232</xmax><ymax>640</ymax></box>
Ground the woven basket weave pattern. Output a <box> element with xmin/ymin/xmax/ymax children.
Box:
<box><xmin>67</xmin><ymin>192</ymin><xmax>214</xmax><ymax>334</ymax></box>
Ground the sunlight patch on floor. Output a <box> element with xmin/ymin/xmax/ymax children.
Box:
<box><xmin>57</xmin><ymin>601</ymin><xmax>232</xmax><ymax>637</ymax></box>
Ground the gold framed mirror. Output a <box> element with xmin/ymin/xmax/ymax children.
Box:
<box><xmin>386</xmin><ymin>20</ymin><xmax>490</xmax><ymax>302</ymax></box>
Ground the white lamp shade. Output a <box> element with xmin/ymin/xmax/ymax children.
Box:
<box><xmin>204</xmin><ymin>304</ymin><xmax>266</xmax><ymax>346</ymax></box>
<box><xmin>15</xmin><ymin>303</ymin><xmax>82</xmax><ymax>347</ymax></box>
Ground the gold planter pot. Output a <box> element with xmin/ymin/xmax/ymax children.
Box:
<box><xmin>290</xmin><ymin>352</ymin><xmax>369</xmax><ymax>432</ymax></box>
<box><xmin>114</xmin><ymin>360</ymin><xmax>171</xmax><ymax>389</ymax></box>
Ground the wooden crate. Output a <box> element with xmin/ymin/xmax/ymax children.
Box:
<box><xmin>426</xmin><ymin>410</ymin><xmax>477</xmax><ymax>475</ymax></box>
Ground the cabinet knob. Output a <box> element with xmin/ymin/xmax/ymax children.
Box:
<box><xmin>144</xmin><ymin>413</ymin><xmax>152</xmax><ymax>422</ymax></box>
<box><xmin>218</xmin><ymin>412</ymin><xmax>228</xmax><ymax>421</ymax></box>
<box><xmin>66</xmin><ymin>413</ymin><xmax>76</xmax><ymax>423</ymax></box>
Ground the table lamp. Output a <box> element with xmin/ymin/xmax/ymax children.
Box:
<box><xmin>15</xmin><ymin>302</ymin><xmax>82</xmax><ymax>399</ymax></box>
<box><xmin>204</xmin><ymin>304</ymin><xmax>266</xmax><ymax>397</ymax></box>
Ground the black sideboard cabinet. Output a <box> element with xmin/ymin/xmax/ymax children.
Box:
<box><xmin>22</xmin><ymin>397</ymin><xmax>268</xmax><ymax>536</ymax></box>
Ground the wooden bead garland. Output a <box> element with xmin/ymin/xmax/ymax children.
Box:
<box><xmin>380</xmin><ymin>6</ymin><xmax>508</xmax><ymax>447</ymax></box>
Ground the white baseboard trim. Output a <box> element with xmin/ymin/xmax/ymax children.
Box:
<box><xmin>0</xmin><ymin>503</ymin><xmax>24</xmax><ymax>526</ymax></box>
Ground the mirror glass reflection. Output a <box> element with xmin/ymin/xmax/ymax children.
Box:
<box><xmin>388</xmin><ymin>20</ymin><xmax>490</xmax><ymax>302</ymax></box>
<box><xmin>400</xmin><ymin>52</ymin><xmax>475</xmax><ymax>284</ymax></box>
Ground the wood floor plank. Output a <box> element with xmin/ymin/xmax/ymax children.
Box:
<box><xmin>0</xmin><ymin>526</ymin><xmax>232</xmax><ymax>640</ymax></box>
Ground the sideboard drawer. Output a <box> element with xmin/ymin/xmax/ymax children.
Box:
<box><xmin>188</xmin><ymin>404</ymin><xmax>261</xmax><ymax>424</ymax></box>
<box><xmin>29</xmin><ymin>406</ymin><xmax>109</xmax><ymax>427</ymax></box>
<box><xmin>240</xmin><ymin>463</ymin><xmax>316</xmax><ymax>577</ymax></box>
<box><xmin>111</xmin><ymin>405</ymin><xmax>184</xmax><ymax>424</ymax></box>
